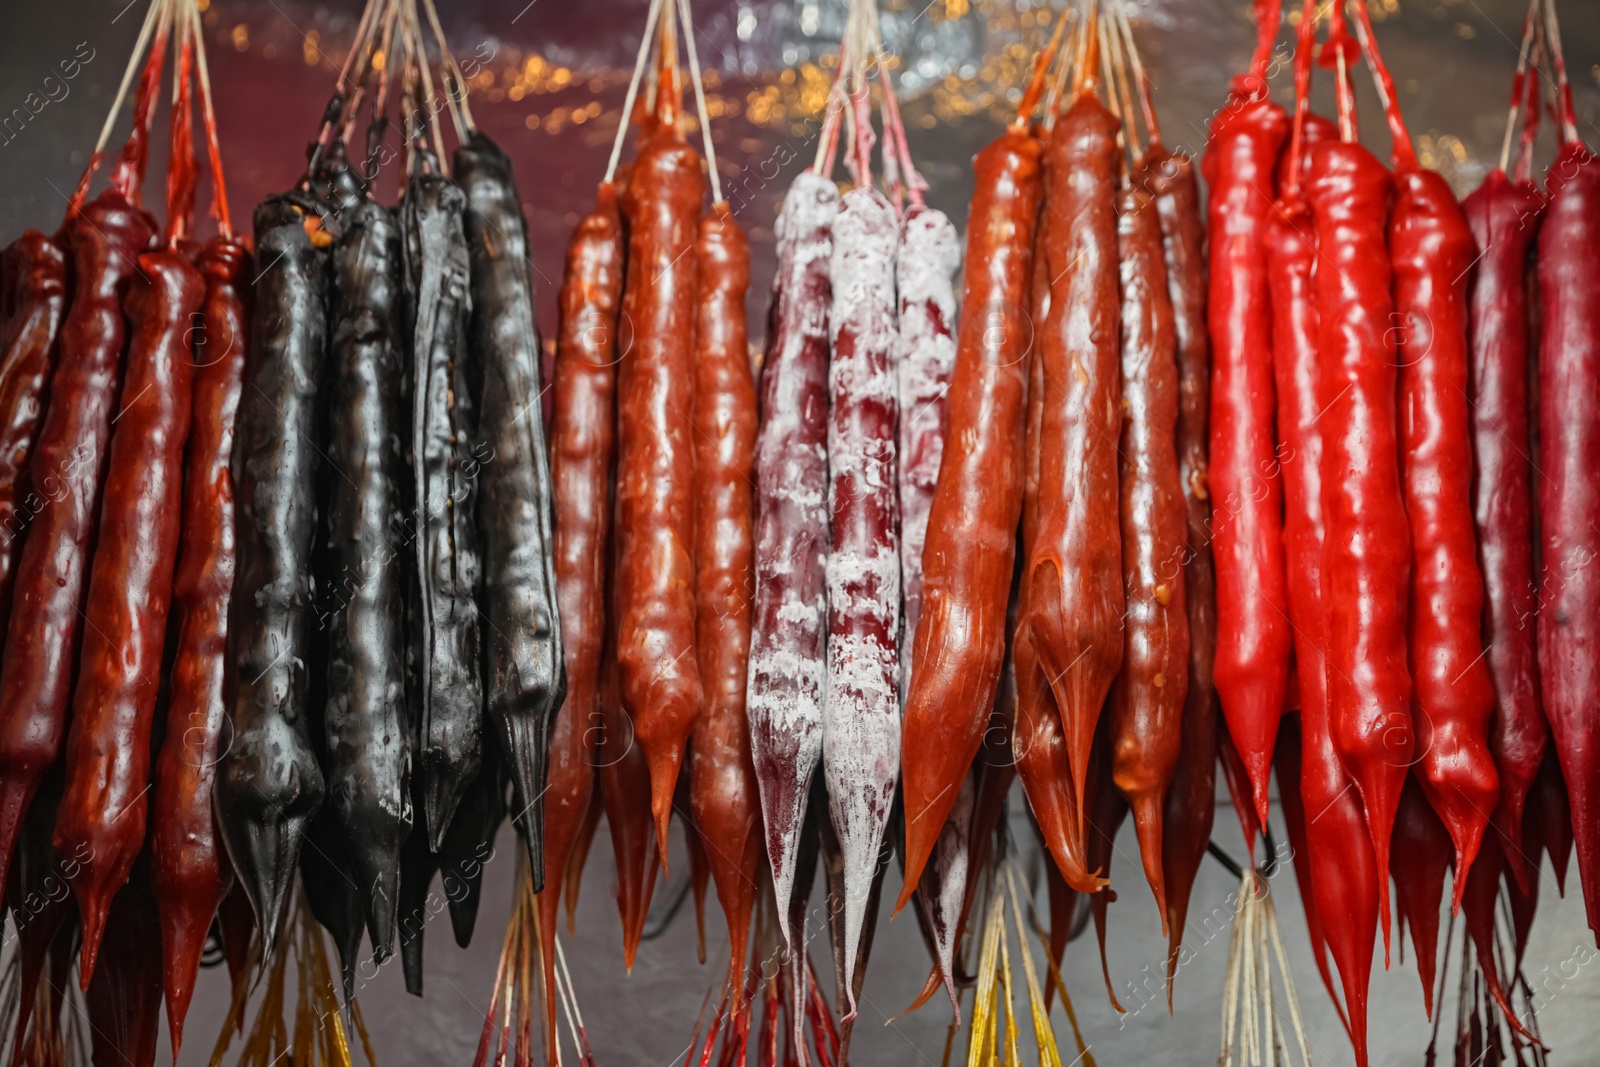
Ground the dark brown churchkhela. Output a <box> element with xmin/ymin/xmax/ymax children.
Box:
<box><xmin>55</xmin><ymin>239</ymin><xmax>203</xmax><ymax>983</ymax></box>
<box><xmin>0</xmin><ymin>232</ymin><xmax>66</xmax><ymax>638</ymax></box>
<box><xmin>214</xmin><ymin>191</ymin><xmax>331</xmax><ymax>957</ymax></box>
<box><xmin>1109</xmin><ymin>183</ymin><xmax>1188</xmax><ymax>929</ymax></box>
<box><xmin>1025</xmin><ymin>88</ymin><xmax>1124</xmax><ymax>855</ymax></box>
<box><xmin>69</xmin><ymin>12</ymin><xmax>201</xmax><ymax>1006</ymax></box>
<box><xmin>0</xmin><ymin>187</ymin><xmax>157</xmax><ymax>903</ymax></box>
<box><xmin>6</xmin><ymin>774</ymin><xmax>75</xmax><ymax>1057</ymax></box>
<box><xmin>456</xmin><ymin>131</ymin><xmax>565</xmax><ymax>876</ymax></box>
<box><xmin>1143</xmin><ymin>140</ymin><xmax>1219</xmax><ymax>997</ymax></box>
<box><xmin>324</xmin><ymin>192</ymin><xmax>411</xmax><ymax>956</ymax></box>
<box><xmin>403</xmin><ymin>172</ymin><xmax>486</xmax><ymax>853</ymax></box>
<box><xmin>0</xmin><ymin>7</ymin><xmax>169</xmax><ymax>910</ymax></box>
<box><xmin>151</xmin><ymin>233</ymin><xmax>249</xmax><ymax>1055</ymax></box>
<box><xmin>84</xmin><ymin>864</ymin><xmax>163</xmax><ymax>1067</ymax></box>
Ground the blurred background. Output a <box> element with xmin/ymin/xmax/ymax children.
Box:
<box><xmin>2</xmin><ymin>1</ymin><xmax>1598</xmax><ymax>1064</ymax></box>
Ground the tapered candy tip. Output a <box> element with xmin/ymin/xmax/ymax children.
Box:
<box><xmin>70</xmin><ymin>844</ymin><xmax>145</xmax><ymax>991</ymax></box>
<box><xmin>1045</xmin><ymin>831</ymin><xmax>1108</xmax><ymax>895</ymax></box>
<box><xmin>224</xmin><ymin>813</ymin><xmax>312</xmax><ymax>965</ymax></box>
<box><xmin>75</xmin><ymin>882</ymin><xmax>113</xmax><ymax>990</ymax></box>
<box><xmin>1448</xmin><ymin>871</ymin><xmax>1467</xmax><ymax>917</ymax></box>
<box><xmin>517</xmin><ymin>824</ymin><xmax>546</xmax><ymax>895</ymax></box>
<box><xmin>401</xmin><ymin>934</ymin><xmax>425</xmax><ymax>997</ymax></box>
<box><xmin>891</xmin><ymin>878</ymin><xmax>917</xmax><ymax>916</ymax></box>
<box><xmin>1501</xmin><ymin>819</ymin><xmax>1532</xmax><ymax>896</ymax></box>
<box><xmin>497</xmin><ymin>714</ymin><xmax>543</xmax><ymax>802</ymax></box>
<box><xmin>1250</xmin><ymin>778</ymin><xmax>1273</xmax><ymax>841</ymax></box>
<box><xmin>1352</xmin><ymin>771</ymin><xmax>1400</xmax><ymax>964</ymax></box>
<box><xmin>619</xmin><ymin>897</ymin><xmax>640</xmax><ymax>969</ymax></box>
<box><xmin>896</xmin><ymin>827</ymin><xmax>937</xmax><ymax>916</ymax></box>
<box><xmin>1128</xmin><ymin>792</ymin><xmax>1170</xmax><ymax>936</ymax></box>
<box><xmin>447</xmin><ymin>884</ymin><xmax>483</xmax><ymax>949</ymax></box>
<box><xmin>646</xmin><ymin>754</ymin><xmax>682</xmax><ymax>876</ymax></box>
<box><xmin>160</xmin><ymin>906</ymin><xmax>214</xmax><ymax>1057</ymax></box>
<box><xmin>423</xmin><ymin>769</ymin><xmax>469</xmax><ymax>855</ymax></box>
<box><xmin>349</xmin><ymin>840</ymin><xmax>404</xmax><ymax>961</ymax></box>
<box><xmin>653</xmin><ymin>813</ymin><xmax>672</xmax><ymax>879</ymax></box>
<box><xmin>1447</xmin><ymin>822</ymin><xmax>1489</xmax><ymax>915</ymax></box>
<box><xmin>321</xmin><ymin>890</ymin><xmax>367</xmax><ymax>986</ymax></box>
<box><xmin>622</xmin><ymin>929</ymin><xmax>640</xmax><ymax>973</ymax></box>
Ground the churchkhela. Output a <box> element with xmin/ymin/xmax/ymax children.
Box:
<box><xmin>0</xmin><ymin>0</ymin><xmax>1594</xmax><ymax>1064</ymax></box>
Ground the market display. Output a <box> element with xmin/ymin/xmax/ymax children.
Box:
<box><xmin>1</xmin><ymin>0</ymin><xmax>1597</xmax><ymax>1064</ymax></box>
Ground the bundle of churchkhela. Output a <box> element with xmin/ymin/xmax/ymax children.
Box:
<box><xmin>744</xmin><ymin>0</ymin><xmax>972</xmax><ymax>1056</ymax></box>
<box><xmin>0</xmin><ymin>0</ymin><xmax>260</xmax><ymax>1061</ymax></box>
<box><xmin>1197</xmin><ymin>0</ymin><xmax>1595</xmax><ymax>1062</ymax></box>
<box><xmin>888</xmin><ymin>0</ymin><xmax>1237</xmax><ymax>1039</ymax></box>
<box><xmin>494</xmin><ymin>0</ymin><xmax>767</xmax><ymax>1061</ymax></box>
<box><xmin>6</xmin><ymin>0</ymin><xmax>555</xmax><ymax>1053</ymax></box>
<box><xmin>208</xmin><ymin>0</ymin><xmax>560</xmax><ymax>1017</ymax></box>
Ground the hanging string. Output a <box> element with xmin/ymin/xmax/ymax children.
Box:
<box><xmin>654</xmin><ymin>0</ymin><xmax>683</xmax><ymax>133</ymax></box>
<box><xmin>1319</xmin><ymin>0</ymin><xmax>1358</xmax><ymax>143</ymax></box>
<box><xmin>1498</xmin><ymin>0</ymin><xmax>1543</xmax><ymax>173</ymax></box>
<box><xmin>555</xmin><ymin>937</ymin><xmax>598</xmax><ymax>1066</ymax></box>
<box><xmin>1244</xmin><ymin>0</ymin><xmax>1282</xmax><ymax>100</ymax></box>
<box><xmin>813</xmin><ymin>44</ymin><xmax>851</xmax><ymax>176</ymax></box>
<box><xmin>1072</xmin><ymin>2</ymin><xmax>1101</xmax><ymax>101</ymax></box>
<box><xmin>676</xmin><ymin>0</ymin><xmax>722</xmax><ymax>204</ymax></box>
<box><xmin>89</xmin><ymin>0</ymin><xmax>164</xmax><ymax>173</ymax></box>
<box><xmin>422</xmin><ymin>0</ymin><xmax>476</xmax><ymax>134</ymax></box>
<box><xmin>1282</xmin><ymin>0</ymin><xmax>1318</xmax><ymax>197</ymax></box>
<box><xmin>425</xmin><ymin>0</ymin><xmax>467</xmax><ymax>143</ymax></box>
<box><xmin>308</xmin><ymin>0</ymin><xmax>384</xmax><ymax>176</ymax></box>
<box><xmin>1042</xmin><ymin>8</ymin><xmax>1079</xmax><ymax>129</ymax></box>
<box><xmin>1114</xmin><ymin>1</ymin><xmax>1161</xmax><ymax>147</ymax></box>
<box><xmin>877</xmin><ymin>50</ymin><xmax>926</xmax><ymax>206</ymax></box>
<box><xmin>604</xmin><ymin>0</ymin><xmax>666</xmax><ymax>185</ymax></box>
<box><xmin>1343</xmin><ymin>0</ymin><xmax>1416</xmax><ymax>171</ymax></box>
<box><xmin>187</xmin><ymin>0</ymin><xmax>232</xmax><ymax>237</ymax></box>
<box><xmin>330</xmin><ymin>0</ymin><xmax>384</xmax><ymax>159</ymax></box>
<box><xmin>1098</xmin><ymin>12</ymin><xmax>1131</xmax><ymax>177</ymax></box>
<box><xmin>164</xmin><ymin>0</ymin><xmax>198</xmax><ymax>246</ymax></box>
<box><xmin>878</xmin><ymin>83</ymin><xmax>902</xmax><ymax>211</ymax></box>
<box><xmin>839</xmin><ymin>0</ymin><xmax>878</xmax><ymax>190</ymax></box>
<box><xmin>1103</xmin><ymin>6</ymin><xmax>1142</xmax><ymax>172</ymax></box>
<box><xmin>1539</xmin><ymin>0</ymin><xmax>1579</xmax><ymax>147</ymax></box>
<box><xmin>398</xmin><ymin>4</ymin><xmax>421</xmax><ymax>184</ymax></box>
<box><xmin>846</xmin><ymin>72</ymin><xmax>874</xmax><ymax>191</ymax></box>
<box><xmin>107</xmin><ymin>0</ymin><xmax>175</xmax><ymax>206</ymax></box>
<box><xmin>406</xmin><ymin>0</ymin><xmax>447</xmax><ymax>175</ymax></box>
<box><xmin>1513</xmin><ymin>12</ymin><xmax>1546</xmax><ymax>184</ymax></box>
<box><xmin>346</xmin><ymin>0</ymin><xmax>402</xmax><ymax>187</ymax></box>
<box><xmin>1015</xmin><ymin>5</ymin><xmax>1068</xmax><ymax>132</ymax></box>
